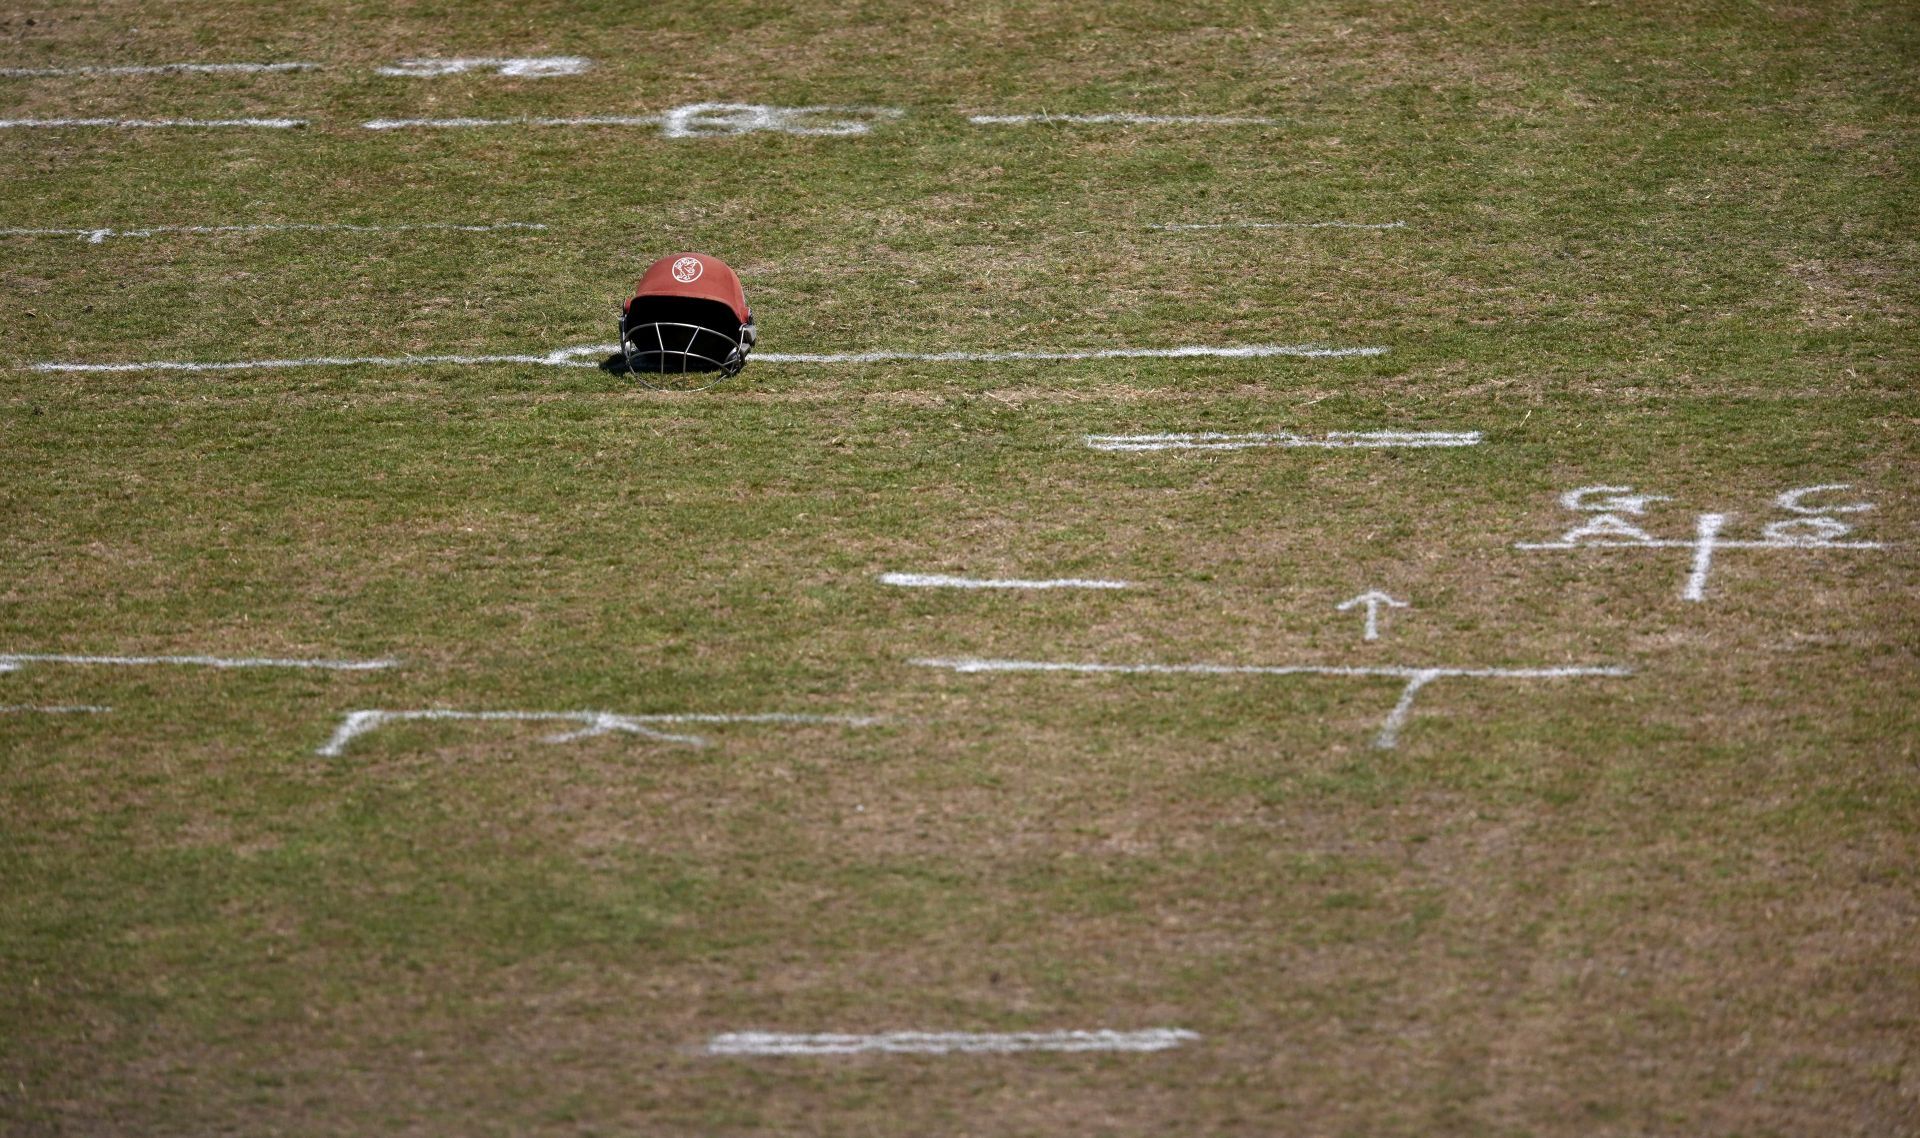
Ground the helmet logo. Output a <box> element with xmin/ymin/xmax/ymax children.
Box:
<box><xmin>671</xmin><ymin>256</ymin><xmax>704</xmax><ymax>283</ymax></box>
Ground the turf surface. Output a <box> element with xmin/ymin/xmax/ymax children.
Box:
<box><xmin>3</xmin><ymin>2</ymin><xmax>1917</xmax><ymax>1134</ymax></box>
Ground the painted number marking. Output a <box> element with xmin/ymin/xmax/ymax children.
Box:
<box><xmin>1515</xmin><ymin>483</ymin><xmax>1885</xmax><ymax>601</ymax></box>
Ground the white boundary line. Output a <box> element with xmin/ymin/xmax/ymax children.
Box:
<box><xmin>1514</xmin><ymin>539</ymin><xmax>1885</xmax><ymax>550</ymax></box>
<box><xmin>880</xmin><ymin>573</ymin><xmax>1131</xmax><ymax>590</ymax></box>
<box><xmin>0</xmin><ymin>704</ymin><xmax>112</xmax><ymax>714</ymax></box>
<box><xmin>375</xmin><ymin>57</ymin><xmax>590</xmax><ymax>78</ymax></box>
<box><xmin>911</xmin><ymin>657</ymin><xmax>1631</xmax><ymax>749</ymax></box>
<box><xmin>0</xmin><ymin>58</ymin><xmax>586</xmax><ymax>79</ymax></box>
<box><xmin>1148</xmin><ymin>221</ymin><xmax>1406</xmax><ymax>231</ymax></box>
<box><xmin>0</xmin><ymin>62</ymin><xmax>320</xmax><ymax>77</ymax></box>
<box><xmin>0</xmin><ymin>221</ymin><xmax>544</xmax><ymax>244</ymax></box>
<box><xmin>1086</xmin><ymin>430</ymin><xmax>1480</xmax><ymax>452</ymax></box>
<box><xmin>757</xmin><ymin>344</ymin><xmax>1386</xmax><ymax>363</ymax></box>
<box><xmin>317</xmin><ymin>708</ymin><xmax>882</xmax><ymax>756</ymax></box>
<box><xmin>969</xmin><ymin>113</ymin><xmax>1275</xmax><ymax>126</ymax></box>
<box><xmin>0</xmin><ymin>117</ymin><xmax>305</xmax><ymax>129</ymax></box>
<box><xmin>364</xmin><ymin>104</ymin><xmax>904</xmax><ymax>137</ymax></box>
<box><xmin>31</xmin><ymin>342</ymin><xmax>1387</xmax><ymax>375</ymax></box>
<box><xmin>0</xmin><ymin>652</ymin><xmax>395</xmax><ymax>673</ymax></box>
<box><xmin>707</xmin><ymin>1029</ymin><xmax>1200</xmax><ymax>1056</ymax></box>
<box><xmin>365</xmin><ymin>115</ymin><xmax>663</xmax><ymax>130</ymax></box>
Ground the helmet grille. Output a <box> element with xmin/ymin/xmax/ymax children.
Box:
<box><xmin>620</xmin><ymin>296</ymin><xmax>748</xmax><ymax>390</ymax></box>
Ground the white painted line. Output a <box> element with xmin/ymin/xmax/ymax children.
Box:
<box><xmin>318</xmin><ymin>708</ymin><xmax>881</xmax><ymax>756</ymax></box>
<box><xmin>1681</xmin><ymin>512</ymin><xmax>1726</xmax><ymax>602</ymax></box>
<box><xmin>1375</xmin><ymin>669</ymin><xmax>1442</xmax><ymax>750</ymax></box>
<box><xmin>1513</xmin><ymin>539</ymin><xmax>1884</xmax><ymax>550</ymax></box>
<box><xmin>1086</xmin><ymin>430</ymin><xmax>1479</xmax><ymax>452</ymax></box>
<box><xmin>376</xmin><ymin>56</ymin><xmax>590</xmax><ymax>78</ymax></box>
<box><xmin>33</xmin><ymin>342</ymin><xmax>1385</xmax><ymax>375</ymax></box>
<box><xmin>880</xmin><ymin>573</ymin><xmax>1131</xmax><ymax>590</ymax></box>
<box><xmin>0</xmin><ymin>704</ymin><xmax>112</xmax><ymax>714</ymax></box>
<box><xmin>364</xmin><ymin>115</ymin><xmax>662</xmax><ymax>130</ymax></box>
<box><xmin>1149</xmin><ymin>221</ymin><xmax>1406</xmax><ymax>231</ymax></box>
<box><xmin>757</xmin><ymin>345</ymin><xmax>1387</xmax><ymax>363</ymax></box>
<box><xmin>31</xmin><ymin>348</ymin><xmax>609</xmax><ymax>374</ymax></box>
<box><xmin>0</xmin><ymin>652</ymin><xmax>395</xmax><ymax>671</ymax></box>
<box><xmin>0</xmin><ymin>117</ymin><xmax>304</xmax><ymax>129</ymax></box>
<box><xmin>0</xmin><ymin>221</ymin><xmax>545</xmax><ymax>244</ymax></box>
<box><xmin>911</xmin><ymin>657</ymin><xmax>1630</xmax><ymax>750</ymax></box>
<box><xmin>365</xmin><ymin>104</ymin><xmax>904</xmax><ymax>137</ymax></box>
<box><xmin>0</xmin><ymin>62</ymin><xmax>320</xmax><ymax>77</ymax></box>
<box><xmin>707</xmin><ymin>1029</ymin><xmax>1200</xmax><ymax>1056</ymax></box>
<box><xmin>616</xmin><ymin>712</ymin><xmax>884</xmax><ymax>726</ymax></box>
<box><xmin>969</xmin><ymin>113</ymin><xmax>1276</xmax><ymax>126</ymax></box>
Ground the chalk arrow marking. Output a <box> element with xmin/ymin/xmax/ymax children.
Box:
<box><xmin>1337</xmin><ymin>590</ymin><xmax>1409</xmax><ymax>641</ymax></box>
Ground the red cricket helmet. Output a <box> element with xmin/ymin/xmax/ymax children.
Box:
<box><xmin>619</xmin><ymin>252</ymin><xmax>757</xmax><ymax>387</ymax></box>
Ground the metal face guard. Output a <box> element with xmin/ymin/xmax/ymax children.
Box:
<box><xmin>618</xmin><ymin>320</ymin><xmax>748</xmax><ymax>390</ymax></box>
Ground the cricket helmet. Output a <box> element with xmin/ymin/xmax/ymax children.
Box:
<box><xmin>618</xmin><ymin>252</ymin><xmax>756</xmax><ymax>389</ymax></box>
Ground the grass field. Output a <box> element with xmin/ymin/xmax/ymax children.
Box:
<box><xmin>3</xmin><ymin>2</ymin><xmax>1917</xmax><ymax>1134</ymax></box>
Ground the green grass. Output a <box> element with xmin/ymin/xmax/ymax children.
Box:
<box><xmin>2</xmin><ymin>2</ymin><xmax>1917</xmax><ymax>1134</ymax></box>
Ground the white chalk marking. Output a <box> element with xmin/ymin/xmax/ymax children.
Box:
<box><xmin>880</xmin><ymin>573</ymin><xmax>1131</xmax><ymax>590</ymax></box>
<box><xmin>0</xmin><ymin>61</ymin><xmax>320</xmax><ymax>77</ymax></box>
<box><xmin>1336</xmin><ymin>589</ymin><xmax>1408</xmax><ymax>641</ymax></box>
<box><xmin>762</xmin><ymin>344</ymin><xmax>1385</xmax><ymax>363</ymax></box>
<box><xmin>32</xmin><ymin>347</ymin><xmax>609</xmax><ymax>374</ymax></box>
<box><xmin>662</xmin><ymin>103</ymin><xmax>903</xmax><ymax>138</ymax></box>
<box><xmin>1760</xmin><ymin>517</ymin><xmax>1856</xmax><ymax>545</ymax></box>
<box><xmin>1148</xmin><ymin>220</ymin><xmax>1405</xmax><ymax>231</ymax></box>
<box><xmin>1559</xmin><ymin>485</ymin><xmax>1669</xmax><ymax>514</ymax></box>
<box><xmin>0</xmin><ymin>652</ymin><xmax>395</xmax><ymax>672</ymax></box>
<box><xmin>969</xmin><ymin>113</ymin><xmax>1276</xmax><ymax>126</ymax></box>
<box><xmin>318</xmin><ymin>709</ymin><xmax>880</xmax><ymax>757</ymax></box>
<box><xmin>706</xmin><ymin>1029</ymin><xmax>1200</xmax><ymax>1056</ymax></box>
<box><xmin>365</xmin><ymin>103</ymin><xmax>903</xmax><ymax>137</ymax></box>
<box><xmin>1085</xmin><ymin>430</ymin><xmax>1476</xmax><ymax>452</ymax></box>
<box><xmin>0</xmin><ymin>704</ymin><xmax>112</xmax><ymax>714</ymax></box>
<box><xmin>1551</xmin><ymin>514</ymin><xmax>1660</xmax><ymax>545</ymax></box>
<box><xmin>365</xmin><ymin>115</ymin><xmax>660</xmax><ymax>130</ymax></box>
<box><xmin>1375</xmin><ymin>669</ymin><xmax>1442</xmax><ymax>750</ymax></box>
<box><xmin>1520</xmin><ymin>485</ymin><xmax>1888</xmax><ymax>605</ymax></box>
<box><xmin>1516</xmin><ymin>538</ymin><xmax>1884</xmax><ymax>550</ymax></box>
<box><xmin>1681</xmin><ymin>512</ymin><xmax>1727</xmax><ymax>602</ymax></box>
<box><xmin>911</xmin><ymin>657</ymin><xmax>1630</xmax><ymax>750</ymax></box>
<box><xmin>376</xmin><ymin>56</ymin><xmax>590</xmax><ymax>78</ymax></box>
<box><xmin>0</xmin><ymin>117</ymin><xmax>304</xmax><ymax>129</ymax></box>
<box><xmin>0</xmin><ymin>221</ymin><xmax>544</xmax><ymax>244</ymax></box>
<box><xmin>34</xmin><ymin>342</ymin><xmax>1385</xmax><ymax>375</ymax></box>
<box><xmin>1776</xmin><ymin>484</ymin><xmax>1872</xmax><ymax>514</ymax></box>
